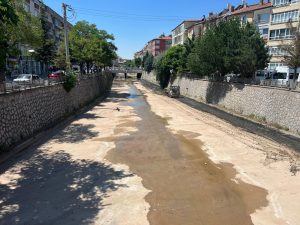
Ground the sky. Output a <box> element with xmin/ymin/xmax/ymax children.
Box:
<box><xmin>43</xmin><ymin>0</ymin><xmax>259</xmax><ymax>59</ymax></box>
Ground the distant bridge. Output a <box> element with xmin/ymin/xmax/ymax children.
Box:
<box><xmin>110</xmin><ymin>68</ymin><xmax>143</xmax><ymax>74</ymax></box>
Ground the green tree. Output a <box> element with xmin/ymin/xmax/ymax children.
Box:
<box><xmin>54</xmin><ymin>41</ymin><xmax>67</xmax><ymax>69</ymax></box>
<box><xmin>68</xmin><ymin>20</ymin><xmax>117</xmax><ymax>73</ymax></box>
<box><xmin>142</xmin><ymin>52</ymin><xmax>149</xmax><ymax>68</ymax></box>
<box><xmin>188</xmin><ymin>18</ymin><xmax>269</xmax><ymax>78</ymax></box>
<box><xmin>35</xmin><ymin>4</ymin><xmax>56</xmax><ymax>75</ymax></box>
<box><xmin>144</xmin><ymin>53</ymin><xmax>154</xmax><ymax>73</ymax></box>
<box><xmin>134</xmin><ymin>57</ymin><xmax>142</xmax><ymax>68</ymax></box>
<box><xmin>154</xmin><ymin>44</ymin><xmax>191</xmax><ymax>88</ymax></box>
<box><xmin>124</xmin><ymin>60</ymin><xmax>135</xmax><ymax>69</ymax></box>
<box><xmin>153</xmin><ymin>54</ymin><xmax>171</xmax><ymax>89</ymax></box>
<box><xmin>163</xmin><ymin>45</ymin><xmax>187</xmax><ymax>74</ymax></box>
<box><xmin>0</xmin><ymin>0</ymin><xmax>42</xmax><ymax>89</ymax></box>
<box><xmin>0</xmin><ymin>0</ymin><xmax>18</xmax><ymax>87</ymax></box>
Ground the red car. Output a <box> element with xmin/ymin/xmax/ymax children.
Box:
<box><xmin>48</xmin><ymin>70</ymin><xmax>65</xmax><ymax>80</ymax></box>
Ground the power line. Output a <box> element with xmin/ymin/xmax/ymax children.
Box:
<box><xmin>73</xmin><ymin>7</ymin><xmax>200</xmax><ymax>21</ymax></box>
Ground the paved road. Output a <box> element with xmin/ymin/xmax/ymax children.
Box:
<box><xmin>0</xmin><ymin>80</ymin><xmax>299</xmax><ymax>225</ymax></box>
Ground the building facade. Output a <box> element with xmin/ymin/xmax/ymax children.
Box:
<box><xmin>268</xmin><ymin>0</ymin><xmax>300</xmax><ymax>69</ymax></box>
<box><xmin>7</xmin><ymin>0</ymin><xmax>72</xmax><ymax>77</ymax></box>
<box><xmin>172</xmin><ymin>20</ymin><xmax>201</xmax><ymax>46</ymax></box>
<box><xmin>134</xmin><ymin>36</ymin><xmax>172</xmax><ymax>58</ymax></box>
<box><xmin>231</xmin><ymin>1</ymin><xmax>272</xmax><ymax>38</ymax></box>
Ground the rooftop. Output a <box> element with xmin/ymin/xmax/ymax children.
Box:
<box><xmin>232</xmin><ymin>2</ymin><xmax>272</xmax><ymax>15</ymax></box>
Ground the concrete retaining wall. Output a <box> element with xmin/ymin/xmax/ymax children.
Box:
<box><xmin>143</xmin><ymin>72</ymin><xmax>300</xmax><ymax>135</ymax></box>
<box><xmin>0</xmin><ymin>73</ymin><xmax>113</xmax><ymax>149</ymax></box>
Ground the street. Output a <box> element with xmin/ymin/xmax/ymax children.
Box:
<box><xmin>0</xmin><ymin>79</ymin><xmax>300</xmax><ymax>225</ymax></box>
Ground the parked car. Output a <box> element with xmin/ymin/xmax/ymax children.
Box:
<box><xmin>13</xmin><ymin>74</ymin><xmax>42</xmax><ymax>85</ymax></box>
<box><xmin>48</xmin><ymin>70</ymin><xmax>65</xmax><ymax>80</ymax></box>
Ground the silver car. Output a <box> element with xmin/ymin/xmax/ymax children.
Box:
<box><xmin>13</xmin><ymin>74</ymin><xmax>42</xmax><ymax>85</ymax></box>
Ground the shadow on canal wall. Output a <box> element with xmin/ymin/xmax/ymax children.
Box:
<box><xmin>0</xmin><ymin>73</ymin><xmax>113</xmax><ymax>151</ymax></box>
<box><xmin>141</xmin><ymin>79</ymin><xmax>300</xmax><ymax>153</ymax></box>
<box><xmin>142</xmin><ymin>72</ymin><xmax>300</xmax><ymax>136</ymax></box>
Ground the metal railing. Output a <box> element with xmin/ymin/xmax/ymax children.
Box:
<box><xmin>0</xmin><ymin>72</ymin><xmax>106</xmax><ymax>95</ymax></box>
<box><xmin>0</xmin><ymin>79</ymin><xmax>64</xmax><ymax>94</ymax></box>
<box><xmin>180</xmin><ymin>73</ymin><xmax>300</xmax><ymax>92</ymax></box>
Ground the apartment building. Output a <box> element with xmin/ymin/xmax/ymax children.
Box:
<box><xmin>187</xmin><ymin>5</ymin><xmax>234</xmax><ymax>40</ymax></box>
<box><xmin>135</xmin><ymin>36</ymin><xmax>172</xmax><ymax>58</ymax></box>
<box><xmin>11</xmin><ymin>0</ymin><xmax>72</xmax><ymax>76</ymax></box>
<box><xmin>172</xmin><ymin>20</ymin><xmax>202</xmax><ymax>46</ymax></box>
<box><xmin>147</xmin><ymin>36</ymin><xmax>172</xmax><ymax>56</ymax></box>
<box><xmin>231</xmin><ymin>1</ymin><xmax>272</xmax><ymax>40</ymax></box>
<box><xmin>268</xmin><ymin>0</ymin><xmax>300</xmax><ymax>69</ymax></box>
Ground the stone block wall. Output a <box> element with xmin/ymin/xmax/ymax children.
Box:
<box><xmin>143</xmin><ymin>72</ymin><xmax>300</xmax><ymax>135</ymax></box>
<box><xmin>0</xmin><ymin>73</ymin><xmax>113</xmax><ymax>149</ymax></box>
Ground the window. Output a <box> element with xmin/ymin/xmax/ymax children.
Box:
<box><xmin>271</xmin><ymin>10</ymin><xmax>299</xmax><ymax>24</ymax></box>
<box><xmin>273</xmin><ymin>72</ymin><xmax>287</xmax><ymax>79</ymax></box>
<box><xmin>241</xmin><ymin>15</ymin><xmax>247</xmax><ymax>24</ymax></box>
<box><xmin>269</xmin><ymin>47</ymin><xmax>289</xmax><ymax>56</ymax></box>
<box><xmin>269</xmin><ymin>28</ymin><xmax>293</xmax><ymax>40</ymax></box>
<box><xmin>272</xmin><ymin>0</ymin><xmax>299</xmax><ymax>6</ymax></box>
<box><xmin>155</xmin><ymin>46</ymin><xmax>160</xmax><ymax>50</ymax></box>
<box><xmin>268</xmin><ymin>62</ymin><xmax>287</xmax><ymax>69</ymax></box>
<box><xmin>289</xmin><ymin>73</ymin><xmax>299</xmax><ymax>79</ymax></box>
<box><xmin>155</xmin><ymin>40</ymin><xmax>160</xmax><ymax>44</ymax></box>
<box><xmin>259</xmin><ymin>28</ymin><xmax>269</xmax><ymax>38</ymax></box>
<box><xmin>34</xmin><ymin>3</ymin><xmax>39</xmax><ymax>9</ymax></box>
<box><xmin>257</xmin><ymin>13</ymin><xmax>270</xmax><ymax>23</ymax></box>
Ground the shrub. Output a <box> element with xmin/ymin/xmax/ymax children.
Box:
<box><xmin>63</xmin><ymin>70</ymin><xmax>77</xmax><ymax>92</ymax></box>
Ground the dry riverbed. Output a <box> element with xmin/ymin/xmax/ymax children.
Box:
<box><xmin>0</xmin><ymin>80</ymin><xmax>299</xmax><ymax>225</ymax></box>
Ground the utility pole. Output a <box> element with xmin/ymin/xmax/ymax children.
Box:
<box><xmin>62</xmin><ymin>3</ymin><xmax>71</xmax><ymax>70</ymax></box>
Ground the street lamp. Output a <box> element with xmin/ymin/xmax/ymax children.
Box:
<box><xmin>28</xmin><ymin>49</ymin><xmax>35</xmax><ymax>74</ymax></box>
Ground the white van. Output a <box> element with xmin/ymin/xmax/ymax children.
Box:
<box><xmin>272</xmin><ymin>66</ymin><xmax>300</xmax><ymax>88</ymax></box>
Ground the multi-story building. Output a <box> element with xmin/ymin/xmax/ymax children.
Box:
<box><xmin>135</xmin><ymin>36</ymin><xmax>172</xmax><ymax>58</ymax></box>
<box><xmin>9</xmin><ymin>0</ymin><xmax>72</xmax><ymax>76</ymax></box>
<box><xmin>147</xmin><ymin>36</ymin><xmax>172</xmax><ymax>56</ymax></box>
<box><xmin>172</xmin><ymin>20</ymin><xmax>201</xmax><ymax>46</ymax></box>
<box><xmin>231</xmin><ymin>0</ymin><xmax>272</xmax><ymax>40</ymax></box>
<box><xmin>268</xmin><ymin>0</ymin><xmax>300</xmax><ymax>69</ymax></box>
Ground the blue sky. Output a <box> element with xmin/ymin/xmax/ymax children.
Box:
<box><xmin>44</xmin><ymin>0</ymin><xmax>259</xmax><ymax>59</ymax></box>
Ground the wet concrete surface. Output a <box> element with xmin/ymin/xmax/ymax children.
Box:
<box><xmin>106</xmin><ymin>83</ymin><xmax>268</xmax><ymax>225</ymax></box>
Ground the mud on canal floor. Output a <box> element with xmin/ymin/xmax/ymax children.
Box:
<box><xmin>106</xmin><ymin>82</ymin><xmax>268</xmax><ymax>225</ymax></box>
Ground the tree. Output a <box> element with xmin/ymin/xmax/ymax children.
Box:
<box><xmin>187</xmin><ymin>18</ymin><xmax>269</xmax><ymax>78</ymax></box>
<box><xmin>0</xmin><ymin>0</ymin><xmax>42</xmax><ymax>89</ymax></box>
<box><xmin>35</xmin><ymin>4</ymin><xmax>56</xmax><ymax>75</ymax></box>
<box><xmin>68</xmin><ymin>20</ymin><xmax>117</xmax><ymax>73</ymax></box>
<box><xmin>134</xmin><ymin>57</ymin><xmax>142</xmax><ymax>68</ymax></box>
<box><xmin>282</xmin><ymin>32</ymin><xmax>300</xmax><ymax>87</ymax></box>
<box><xmin>163</xmin><ymin>45</ymin><xmax>187</xmax><ymax>74</ymax></box>
<box><xmin>0</xmin><ymin>0</ymin><xmax>18</xmax><ymax>88</ymax></box>
<box><xmin>144</xmin><ymin>53</ymin><xmax>154</xmax><ymax>73</ymax></box>
<box><xmin>124</xmin><ymin>59</ymin><xmax>135</xmax><ymax>69</ymax></box>
<box><xmin>154</xmin><ymin>54</ymin><xmax>170</xmax><ymax>89</ymax></box>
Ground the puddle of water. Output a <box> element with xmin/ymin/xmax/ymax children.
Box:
<box><xmin>106</xmin><ymin>83</ymin><xmax>268</xmax><ymax>225</ymax></box>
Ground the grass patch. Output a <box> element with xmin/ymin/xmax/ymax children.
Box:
<box><xmin>248</xmin><ymin>114</ymin><xmax>267</xmax><ymax>123</ymax></box>
<box><xmin>271</xmin><ymin>123</ymin><xmax>289</xmax><ymax>131</ymax></box>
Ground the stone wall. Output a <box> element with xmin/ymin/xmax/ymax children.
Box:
<box><xmin>143</xmin><ymin>72</ymin><xmax>300</xmax><ymax>135</ymax></box>
<box><xmin>0</xmin><ymin>73</ymin><xmax>113</xmax><ymax>149</ymax></box>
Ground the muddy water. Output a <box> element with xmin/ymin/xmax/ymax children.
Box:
<box><xmin>106</xmin><ymin>83</ymin><xmax>268</xmax><ymax>225</ymax></box>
